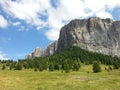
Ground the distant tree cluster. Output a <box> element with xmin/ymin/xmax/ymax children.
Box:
<box><xmin>0</xmin><ymin>47</ymin><xmax>120</xmax><ymax>73</ymax></box>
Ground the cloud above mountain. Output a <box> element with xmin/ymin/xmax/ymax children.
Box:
<box><xmin>0</xmin><ymin>0</ymin><xmax>120</xmax><ymax>41</ymax></box>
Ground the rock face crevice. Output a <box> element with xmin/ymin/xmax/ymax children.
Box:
<box><xmin>25</xmin><ymin>17</ymin><xmax>120</xmax><ymax>59</ymax></box>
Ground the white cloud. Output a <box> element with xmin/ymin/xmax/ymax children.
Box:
<box><xmin>13</xmin><ymin>22</ymin><xmax>21</xmax><ymax>26</ymax></box>
<box><xmin>0</xmin><ymin>51</ymin><xmax>8</xmax><ymax>60</ymax></box>
<box><xmin>96</xmin><ymin>11</ymin><xmax>113</xmax><ymax>19</ymax></box>
<box><xmin>45</xmin><ymin>29</ymin><xmax>59</xmax><ymax>41</ymax></box>
<box><xmin>0</xmin><ymin>0</ymin><xmax>120</xmax><ymax>41</ymax></box>
<box><xmin>45</xmin><ymin>0</ymin><xmax>120</xmax><ymax>40</ymax></box>
<box><xmin>0</xmin><ymin>15</ymin><xmax>8</xmax><ymax>28</ymax></box>
<box><xmin>0</xmin><ymin>0</ymin><xmax>50</xmax><ymax>27</ymax></box>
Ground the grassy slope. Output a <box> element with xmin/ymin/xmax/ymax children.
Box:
<box><xmin>0</xmin><ymin>64</ymin><xmax>120</xmax><ymax>90</ymax></box>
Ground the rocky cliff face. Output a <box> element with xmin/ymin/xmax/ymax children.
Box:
<box><xmin>32</xmin><ymin>47</ymin><xmax>43</xmax><ymax>58</ymax></box>
<box><xmin>43</xmin><ymin>41</ymin><xmax>58</xmax><ymax>57</ymax></box>
<box><xmin>58</xmin><ymin>17</ymin><xmax>120</xmax><ymax>57</ymax></box>
<box><xmin>25</xmin><ymin>41</ymin><xmax>58</xmax><ymax>59</ymax></box>
<box><xmin>25</xmin><ymin>47</ymin><xmax>43</xmax><ymax>59</ymax></box>
<box><xmin>25</xmin><ymin>17</ymin><xmax>120</xmax><ymax>59</ymax></box>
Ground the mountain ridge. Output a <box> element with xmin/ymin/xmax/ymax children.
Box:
<box><xmin>25</xmin><ymin>17</ymin><xmax>120</xmax><ymax>59</ymax></box>
<box><xmin>58</xmin><ymin>17</ymin><xmax>120</xmax><ymax>57</ymax></box>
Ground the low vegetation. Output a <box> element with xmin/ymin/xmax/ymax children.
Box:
<box><xmin>0</xmin><ymin>47</ymin><xmax>120</xmax><ymax>90</ymax></box>
<box><xmin>0</xmin><ymin>64</ymin><xmax>120</xmax><ymax>90</ymax></box>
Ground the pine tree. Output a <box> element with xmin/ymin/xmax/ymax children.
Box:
<box><xmin>2</xmin><ymin>64</ymin><xmax>6</xmax><ymax>70</ymax></box>
<box><xmin>113</xmin><ymin>61</ymin><xmax>119</xmax><ymax>69</ymax></box>
<box><xmin>64</xmin><ymin>61</ymin><xmax>70</xmax><ymax>73</ymax></box>
<box><xmin>54</xmin><ymin>64</ymin><xmax>59</xmax><ymax>70</ymax></box>
<box><xmin>10</xmin><ymin>64</ymin><xmax>13</xmax><ymax>70</ymax></box>
<box><xmin>93</xmin><ymin>61</ymin><xmax>101</xmax><ymax>73</ymax></box>
<box><xmin>49</xmin><ymin>63</ymin><xmax>54</xmax><ymax>71</ymax></box>
<box><xmin>34</xmin><ymin>68</ymin><xmax>38</xmax><ymax>72</ymax></box>
<box><xmin>73</xmin><ymin>61</ymin><xmax>80</xmax><ymax>71</ymax></box>
<box><xmin>38</xmin><ymin>65</ymin><xmax>43</xmax><ymax>72</ymax></box>
<box><xmin>15</xmin><ymin>63</ymin><xmax>22</xmax><ymax>70</ymax></box>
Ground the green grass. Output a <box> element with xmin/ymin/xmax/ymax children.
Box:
<box><xmin>0</xmin><ymin>64</ymin><xmax>120</xmax><ymax>90</ymax></box>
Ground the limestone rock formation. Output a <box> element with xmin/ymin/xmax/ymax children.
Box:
<box><xmin>43</xmin><ymin>41</ymin><xmax>58</xmax><ymax>57</ymax></box>
<box><xmin>57</xmin><ymin>17</ymin><xmax>120</xmax><ymax>57</ymax></box>
<box><xmin>25</xmin><ymin>41</ymin><xmax>58</xmax><ymax>59</ymax></box>
<box><xmin>32</xmin><ymin>47</ymin><xmax>43</xmax><ymax>58</ymax></box>
<box><xmin>25</xmin><ymin>17</ymin><xmax>120</xmax><ymax>58</ymax></box>
<box><xmin>25</xmin><ymin>54</ymin><xmax>31</xmax><ymax>59</ymax></box>
<box><xmin>25</xmin><ymin>47</ymin><xmax>43</xmax><ymax>59</ymax></box>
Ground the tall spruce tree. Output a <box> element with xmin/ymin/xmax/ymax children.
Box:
<box><xmin>93</xmin><ymin>61</ymin><xmax>101</xmax><ymax>73</ymax></box>
<box><xmin>49</xmin><ymin>63</ymin><xmax>54</xmax><ymax>71</ymax></box>
<box><xmin>2</xmin><ymin>64</ymin><xmax>6</xmax><ymax>70</ymax></box>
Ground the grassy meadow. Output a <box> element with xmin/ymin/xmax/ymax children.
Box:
<box><xmin>0</xmin><ymin>64</ymin><xmax>120</xmax><ymax>90</ymax></box>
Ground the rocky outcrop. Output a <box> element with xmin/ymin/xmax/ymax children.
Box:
<box><xmin>25</xmin><ymin>47</ymin><xmax>43</xmax><ymax>59</ymax></box>
<box><xmin>25</xmin><ymin>54</ymin><xmax>31</xmax><ymax>59</ymax></box>
<box><xmin>57</xmin><ymin>17</ymin><xmax>120</xmax><ymax>57</ymax></box>
<box><xmin>25</xmin><ymin>41</ymin><xmax>58</xmax><ymax>59</ymax></box>
<box><xmin>43</xmin><ymin>41</ymin><xmax>58</xmax><ymax>57</ymax></box>
<box><xmin>31</xmin><ymin>47</ymin><xmax>43</xmax><ymax>58</ymax></box>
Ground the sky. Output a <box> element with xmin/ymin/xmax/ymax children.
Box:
<box><xmin>0</xmin><ymin>0</ymin><xmax>120</xmax><ymax>60</ymax></box>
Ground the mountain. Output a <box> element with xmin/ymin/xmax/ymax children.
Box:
<box><xmin>58</xmin><ymin>17</ymin><xmax>120</xmax><ymax>57</ymax></box>
<box><xmin>25</xmin><ymin>47</ymin><xmax>43</xmax><ymax>59</ymax></box>
<box><xmin>43</xmin><ymin>41</ymin><xmax>58</xmax><ymax>57</ymax></box>
<box><xmin>25</xmin><ymin>41</ymin><xmax>58</xmax><ymax>59</ymax></box>
<box><xmin>25</xmin><ymin>17</ymin><xmax>120</xmax><ymax>59</ymax></box>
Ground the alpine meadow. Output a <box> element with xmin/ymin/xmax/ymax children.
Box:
<box><xmin>0</xmin><ymin>0</ymin><xmax>120</xmax><ymax>90</ymax></box>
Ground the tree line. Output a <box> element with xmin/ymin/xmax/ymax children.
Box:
<box><xmin>0</xmin><ymin>47</ymin><xmax>120</xmax><ymax>72</ymax></box>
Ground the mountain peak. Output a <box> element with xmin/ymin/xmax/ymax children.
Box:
<box><xmin>58</xmin><ymin>17</ymin><xmax>120</xmax><ymax>57</ymax></box>
<box><xmin>25</xmin><ymin>17</ymin><xmax>120</xmax><ymax>59</ymax></box>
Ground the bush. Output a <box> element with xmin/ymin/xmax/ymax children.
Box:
<box><xmin>93</xmin><ymin>61</ymin><xmax>101</xmax><ymax>73</ymax></box>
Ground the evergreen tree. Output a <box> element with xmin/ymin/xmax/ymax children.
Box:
<box><xmin>38</xmin><ymin>65</ymin><xmax>43</xmax><ymax>72</ymax></box>
<box><xmin>73</xmin><ymin>61</ymin><xmax>81</xmax><ymax>71</ymax></box>
<box><xmin>9</xmin><ymin>63</ymin><xmax>13</xmax><ymax>70</ymax></box>
<box><xmin>64</xmin><ymin>61</ymin><xmax>70</xmax><ymax>73</ymax></box>
<box><xmin>113</xmin><ymin>61</ymin><xmax>119</xmax><ymax>69</ymax></box>
<box><xmin>54</xmin><ymin>64</ymin><xmax>60</xmax><ymax>70</ymax></box>
<box><xmin>49</xmin><ymin>63</ymin><xmax>54</xmax><ymax>71</ymax></box>
<box><xmin>2</xmin><ymin>64</ymin><xmax>6</xmax><ymax>70</ymax></box>
<box><xmin>15</xmin><ymin>63</ymin><xmax>22</xmax><ymax>70</ymax></box>
<box><xmin>93</xmin><ymin>61</ymin><xmax>101</xmax><ymax>73</ymax></box>
<box><xmin>34</xmin><ymin>68</ymin><xmax>38</xmax><ymax>72</ymax></box>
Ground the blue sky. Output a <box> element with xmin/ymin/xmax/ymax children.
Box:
<box><xmin>0</xmin><ymin>0</ymin><xmax>120</xmax><ymax>60</ymax></box>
